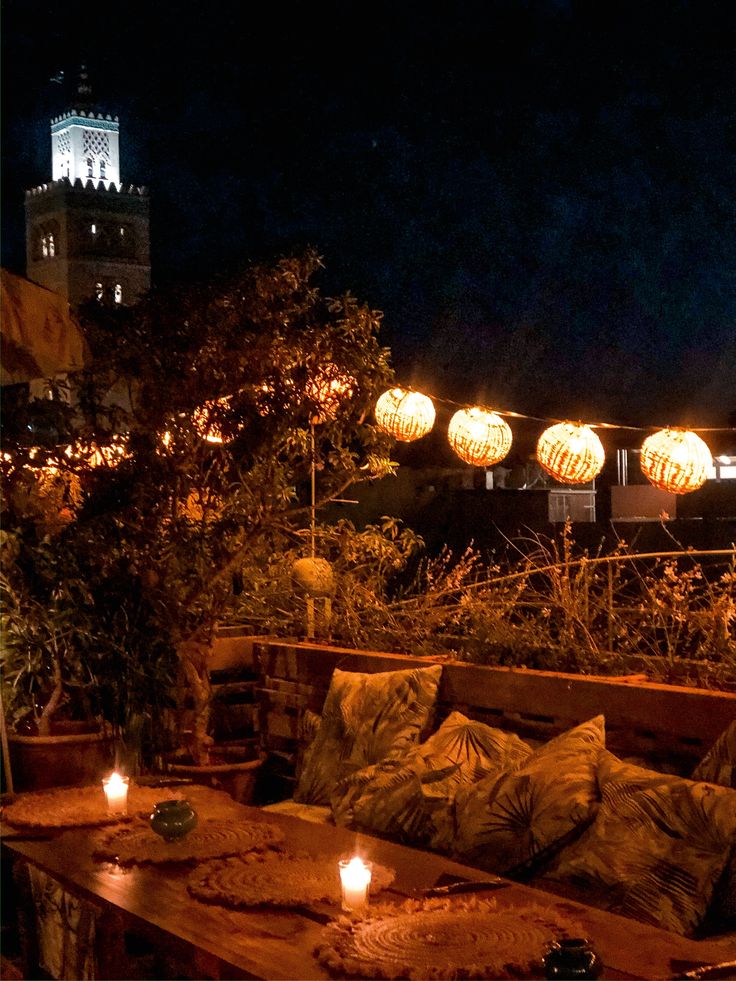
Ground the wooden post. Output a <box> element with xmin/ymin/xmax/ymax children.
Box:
<box><xmin>306</xmin><ymin>597</ymin><xmax>315</xmax><ymax>640</ymax></box>
<box><xmin>0</xmin><ymin>694</ymin><xmax>14</xmax><ymax>796</ymax></box>
<box><xmin>607</xmin><ymin>562</ymin><xmax>614</xmax><ymax>653</ymax></box>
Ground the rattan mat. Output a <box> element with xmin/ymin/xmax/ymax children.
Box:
<box><xmin>314</xmin><ymin>895</ymin><xmax>586</xmax><ymax>980</ymax></box>
<box><xmin>95</xmin><ymin>818</ymin><xmax>285</xmax><ymax>865</ymax></box>
<box><xmin>189</xmin><ymin>852</ymin><xmax>396</xmax><ymax>908</ymax></box>
<box><xmin>3</xmin><ymin>783</ymin><xmax>246</xmax><ymax>830</ymax></box>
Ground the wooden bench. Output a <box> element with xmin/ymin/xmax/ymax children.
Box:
<box><xmin>247</xmin><ymin>638</ymin><xmax>736</xmax><ymax>799</ymax></box>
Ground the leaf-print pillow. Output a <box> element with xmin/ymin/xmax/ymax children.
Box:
<box><xmin>331</xmin><ymin>711</ymin><xmax>532</xmax><ymax>851</ymax></box>
<box><xmin>453</xmin><ymin>715</ymin><xmax>605</xmax><ymax>875</ymax></box>
<box><xmin>692</xmin><ymin>720</ymin><xmax>736</xmax><ymax>789</ymax></box>
<box><xmin>547</xmin><ymin>751</ymin><xmax>736</xmax><ymax>937</ymax></box>
<box><xmin>294</xmin><ymin>664</ymin><xmax>443</xmax><ymax>805</ymax></box>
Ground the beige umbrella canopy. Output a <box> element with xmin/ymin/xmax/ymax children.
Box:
<box><xmin>1</xmin><ymin>269</ymin><xmax>88</xmax><ymax>384</ymax></box>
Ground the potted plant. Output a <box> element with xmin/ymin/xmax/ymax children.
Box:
<box><xmin>1</xmin><ymin>514</ymin><xmax>182</xmax><ymax>792</ymax></box>
<box><xmin>0</xmin><ymin>529</ymin><xmax>116</xmax><ymax>791</ymax></box>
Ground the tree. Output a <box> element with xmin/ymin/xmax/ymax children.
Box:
<box><xmin>1</xmin><ymin>250</ymin><xmax>395</xmax><ymax>765</ymax></box>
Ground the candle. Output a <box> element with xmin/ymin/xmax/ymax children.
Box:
<box><xmin>102</xmin><ymin>772</ymin><xmax>129</xmax><ymax>815</ymax></box>
<box><xmin>338</xmin><ymin>857</ymin><xmax>372</xmax><ymax>911</ymax></box>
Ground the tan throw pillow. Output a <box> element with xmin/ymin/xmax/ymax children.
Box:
<box><xmin>547</xmin><ymin>751</ymin><xmax>736</xmax><ymax>937</ymax></box>
<box><xmin>453</xmin><ymin>715</ymin><xmax>605</xmax><ymax>875</ymax></box>
<box><xmin>331</xmin><ymin>711</ymin><xmax>532</xmax><ymax>851</ymax></box>
<box><xmin>294</xmin><ymin>664</ymin><xmax>443</xmax><ymax>805</ymax></box>
<box><xmin>692</xmin><ymin>720</ymin><xmax>736</xmax><ymax>789</ymax></box>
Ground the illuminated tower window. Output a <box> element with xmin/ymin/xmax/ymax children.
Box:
<box><xmin>42</xmin><ymin>235</ymin><xmax>49</xmax><ymax>258</ymax></box>
<box><xmin>48</xmin><ymin>233</ymin><xmax>55</xmax><ymax>257</ymax></box>
<box><xmin>114</xmin><ymin>283</ymin><xmax>123</xmax><ymax>304</ymax></box>
<box><xmin>91</xmin><ymin>223</ymin><xmax>97</xmax><ymax>235</ymax></box>
<box><xmin>95</xmin><ymin>282</ymin><xmax>103</xmax><ymax>301</ymax></box>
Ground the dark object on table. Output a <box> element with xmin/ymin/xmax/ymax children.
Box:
<box><xmin>543</xmin><ymin>937</ymin><xmax>600</xmax><ymax>979</ymax></box>
<box><xmin>149</xmin><ymin>799</ymin><xmax>198</xmax><ymax>842</ymax></box>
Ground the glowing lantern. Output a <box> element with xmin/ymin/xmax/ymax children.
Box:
<box><xmin>375</xmin><ymin>388</ymin><xmax>435</xmax><ymax>442</ymax></box>
<box><xmin>448</xmin><ymin>407</ymin><xmax>512</xmax><ymax>467</ymax></box>
<box><xmin>306</xmin><ymin>366</ymin><xmax>354</xmax><ymax>422</ymax></box>
<box><xmin>537</xmin><ymin>422</ymin><xmax>605</xmax><ymax>484</ymax></box>
<box><xmin>193</xmin><ymin>397</ymin><xmax>233</xmax><ymax>444</ymax></box>
<box><xmin>640</xmin><ymin>428</ymin><xmax>711</xmax><ymax>494</ymax></box>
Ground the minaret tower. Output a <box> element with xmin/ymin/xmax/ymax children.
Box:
<box><xmin>25</xmin><ymin>67</ymin><xmax>150</xmax><ymax>307</ymax></box>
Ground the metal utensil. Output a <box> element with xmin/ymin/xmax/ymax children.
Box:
<box><xmin>421</xmin><ymin>879</ymin><xmax>509</xmax><ymax>898</ymax></box>
<box><xmin>670</xmin><ymin>961</ymin><xmax>736</xmax><ymax>980</ymax></box>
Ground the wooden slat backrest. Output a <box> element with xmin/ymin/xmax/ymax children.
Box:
<box><xmin>253</xmin><ymin>640</ymin><xmax>736</xmax><ymax>778</ymax></box>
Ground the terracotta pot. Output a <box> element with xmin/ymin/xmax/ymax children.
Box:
<box><xmin>166</xmin><ymin>745</ymin><xmax>262</xmax><ymax>804</ymax></box>
<box><xmin>8</xmin><ymin>727</ymin><xmax>116</xmax><ymax>792</ymax></box>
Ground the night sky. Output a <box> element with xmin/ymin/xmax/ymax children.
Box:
<box><xmin>2</xmin><ymin>0</ymin><xmax>734</xmax><ymax>435</ymax></box>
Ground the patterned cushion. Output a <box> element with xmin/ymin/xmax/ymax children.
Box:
<box><xmin>453</xmin><ymin>715</ymin><xmax>606</xmax><ymax>875</ymax></box>
<box><xmin>692</xmin><ymin>720</ymin><xmax>736</xmax><ymax>789</ymax></box>
<box><xmin>547</xmin><ymin>751</ymin><xmax>736</xmax><ymax>937</ymax></box>
<box><xmin>331</xmin><ymin>711</ymin><xmax>532</xmax><ymax>851</ymax></box>
<box><xmin>261</xmin><ymin>800</ymin><xmax>333</xmax><ymax>824</ymax></box>
<box><xmin>294</xmin><ymin>664</ymin><xmax>443</xmax><ymax>805</ymax></box>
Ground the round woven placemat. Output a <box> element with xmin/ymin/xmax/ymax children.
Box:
<box><xmin>95</xmin><ymin>818</ymin><xmax>285</xmax><ymax>865</ymax></box>
<box><xmin>2</xmin><ymin>782</ymin><xmax>245</xmax><ymax>830</ymax></box>
<box><xmin>3</xmin><ymin>785</ymin><xmax>171</xmax><ymax>829</ymax></box>
<box><xmin>314</xmin><ymin>895</ymin><xmax>586</xmax><ymax>980</ymax></box>
<box><xmin>189</xmin><ymin>852</ymin><xmax>396</xmax><ymax>908</ymax></box>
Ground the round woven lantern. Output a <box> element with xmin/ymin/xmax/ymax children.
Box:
<box><xmin>375</xmin><ymin>388</ymin><xmax>435</xmax><ymax>442</ymax></box>
<box><xmin>292</xmin><ymin>557</ymin><xmax>335</xmax><ymax>598</ymax></box>
<box><xmin>193</xmin><ymin>397</ymin><xmax>233</xmax><ymax>444</ymax></box>
<box><xmin>306</xmin><ymin>366</ymin><xmax>354</xmax><ymax>423</ymax></box>
<box><xmin>447</xmin><ymin>408</ymin><xmax>512</xmax><ymax>467</ymax></box>
<box><xmin>640</xmin><ymin>428</ymin><xmax>711</xmax><ymax>494</ymax></box>
<box><xmin>536</xmin><ymin>422</ymin><xmax>605</xmax><ymax>484</ymax></box>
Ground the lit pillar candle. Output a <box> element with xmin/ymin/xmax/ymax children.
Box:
<box><xmin>338</xmin><ymin>857</ymin><xmax>372</xmax><ymax>911</ymax></box>
<box><xmin>102</xmin><ymin>772</ymin><xmax>129</xmax><ymax>815</ymax></box>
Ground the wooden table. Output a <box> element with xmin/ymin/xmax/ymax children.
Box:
<box><xmin>4</xmin><ymin>804</ymin><xmax>736</xmax><ymax>980</ymax></box>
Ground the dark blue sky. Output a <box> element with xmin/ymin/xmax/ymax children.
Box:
<box><xmin>2</xmin><ymin>0</ymin><xmax>734</xmax><ymax>431</ymax></box>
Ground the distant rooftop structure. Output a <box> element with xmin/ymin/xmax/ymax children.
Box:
<box><xmin>24</xmin><ymin>66</ymin><xmax>150</xmax><ymax>307</ymax></box>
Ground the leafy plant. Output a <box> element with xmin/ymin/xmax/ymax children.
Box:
<box><xmin>227</xmin><ymin>519</ymin><xmax>735</xmax><ymax>689</ymax></box>
<box><xmin>1</xmin><ymin>250</ymin><xmax>396</xmax><ymax>764</ymax></box>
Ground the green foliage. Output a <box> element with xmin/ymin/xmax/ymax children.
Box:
<box><xmin>1</xmin><ymin>251</ymin><xmax>396</xmax><ymax>763</ymax></box>
<box><xmin>0</xmin><ymin>529</ymin><xmax>179</xmax><ymax>762</ymax></box>
<box><xmin>228</xmin><ymin>520</ymin><xmax>735</xmax><ymax>690</ymax></box>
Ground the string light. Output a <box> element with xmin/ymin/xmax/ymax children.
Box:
<box><xmin>374</xmin><ymin>384</ymin><xmax>734</xmax><ymax>495</ymax></box>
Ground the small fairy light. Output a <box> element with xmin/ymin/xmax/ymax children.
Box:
<box><xmin>447</xmin><ymin>407</ymin><xmax>512</xmax><ymax>467</ymax></box>
<box><xmin>640</xmin><ymin>428</ymin><xmax>712</xmax><ymax>494</ymax></box>
<box><xmin>375</xmin><ymin>388</ymin><xmax>435</xmax><ymax>442</ymax></box>
<box><xmin>537</xmin><ymin>422</ymin><xmax>605</xmax><ymax>484</ymax></box>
